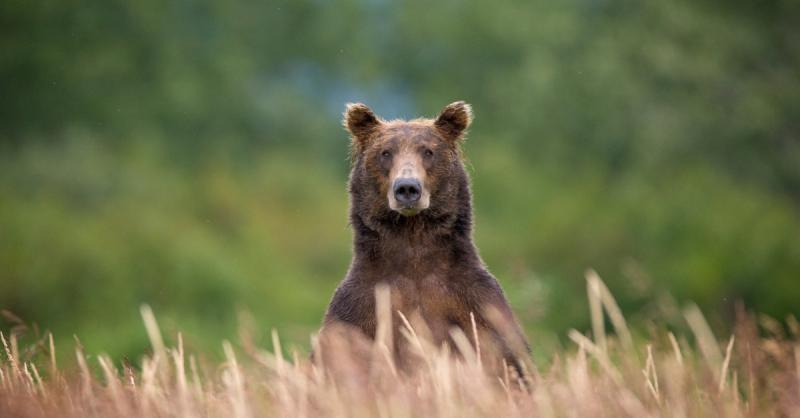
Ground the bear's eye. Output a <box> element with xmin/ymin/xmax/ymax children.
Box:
<box><xmin>423</xmin><ymin>149</ymin><xmax>434</xmax><ymax>157</ymax></box>
<box><xmin>381</xmin><ymin>150</ymin><xmax>392</xmax><ymax>159</ymax></box>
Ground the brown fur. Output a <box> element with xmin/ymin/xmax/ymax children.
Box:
<box><xmin>321</xmin><ymin>101</ymin><xmax>530</xmax><ymax>376</ymax></box>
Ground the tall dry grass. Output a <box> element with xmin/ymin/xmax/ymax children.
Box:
<box><xmin>1</xmin><ymin>271</ymin><xmax>799</xmax><ymax>418</ymax></box>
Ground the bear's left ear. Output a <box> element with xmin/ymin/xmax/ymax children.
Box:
<box><xmin>434</xmin><ymin>101</ymin><xmax>472</xmax><ymax>142</ymax></box>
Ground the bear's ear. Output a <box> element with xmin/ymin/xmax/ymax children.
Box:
<box><xmin>344</xmin><ymin>103</ymin><xmax>382</xmax><ymax>151</ymax></box>
<box><xmin>434</xmin><ymin>101</ymin><xmax>472</xmax><ymax>142</ymax></box>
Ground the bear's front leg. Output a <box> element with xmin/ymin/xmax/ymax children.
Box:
<box><xmin>322</xmin><ymin>279</ymin><xmax>376</xmax><ymax>338</ymax></box>
<box><xmin>458</xmin><ymin>278</ymin><xmax>532</xmax><ymax>381</ymax></box>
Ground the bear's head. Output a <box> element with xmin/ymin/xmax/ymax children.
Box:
<box><xmin>344</xmin><ymin>101</ymin><xmax>473</xmax><ymax>233</ymax></box>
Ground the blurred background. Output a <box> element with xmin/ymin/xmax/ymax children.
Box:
<box><xmin>1</xmin><ymin>0</ymin><xmax>799</xmax><ymax>363</ymax></box>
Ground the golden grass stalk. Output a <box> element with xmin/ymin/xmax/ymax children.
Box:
<box><xmin>642</xmin><ymin>344</ymin><xmax>660</xmax><ymax>404</ymax></box>
<box><xmin>587</xmin><ymin>270</ymin><xmax>607</xmax><ymax>352</ymax></box>
<box><xmin>139</xmin><ymin>305</ymin><xmax>166</xmax><ymax>366</ymax></box>
<box><xmin>586</xmin><ymin>269</ymin><xmax>635</xmax><ymax>355</ymax></box>
<box><xmin>1</xmin><ymin>331</ymin><xmax>22</xmax><ymax>383</ymax></box>
<box><xmin>718</xmin><ymin>335</ymin><xmax>735</xmax><ymax>393</ymax></box>
<box><xmin>683</xmin><ymin>303</ymin><xmax>723</xmax><ymax>380</ymax></box>
<box><xmin>667</xmin><ymin>332</ymin><xmax>684</xmax><ymax>368</ymax></box>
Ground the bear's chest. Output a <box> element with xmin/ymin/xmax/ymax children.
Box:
<box><xmin>387</xmin><ymin>274</ymin><xmax>465</xmax><ymax>339</ymax></box>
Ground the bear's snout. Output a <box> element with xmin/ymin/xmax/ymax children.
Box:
<box><xmin>393</xmin><ymin>178</ymin><xmax>422</xmax><ymax>206</ymax></box>
<box><xmin>387</xmin><ymin>154</ymin><xmax>431</xmax><ymax>216</ymax></box>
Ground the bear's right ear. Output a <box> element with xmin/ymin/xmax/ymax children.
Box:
<box><xmin>344</xmin><ymin>103</ymin><xmax>382</xmax><ymax>151</ymax></box>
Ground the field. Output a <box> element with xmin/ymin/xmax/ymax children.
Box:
<box><xmin>2</xmin><ymin>273</ymin><xmax>798</xmax><ymax>418</ymax></box>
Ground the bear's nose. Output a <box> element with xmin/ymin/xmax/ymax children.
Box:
<box><xmin>393</xmin><ymin>178</ymin><xmax>422</xmax><ymax>206</ymax></box>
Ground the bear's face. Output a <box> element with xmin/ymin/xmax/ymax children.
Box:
<box><xmin>345</xmin><ymin>102</ymin><xmax>472</xmax><ymax>220</ymax></box>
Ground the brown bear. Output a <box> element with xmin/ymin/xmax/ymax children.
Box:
<box><xmin>319</xmin><ymin>101</ymin><xmax>530</xmax><ymax>377</ymax></box>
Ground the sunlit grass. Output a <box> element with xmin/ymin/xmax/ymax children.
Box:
<box><xmin>2</xmin><ymin>272</ymin><xmax>798</xmax><ymax>417</ymax></box>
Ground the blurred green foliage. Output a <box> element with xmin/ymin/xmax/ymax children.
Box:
<box><xmin>1</xmin><ymin>0</ymin><xmax>799</xmax><ymax>361</ymax></box>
